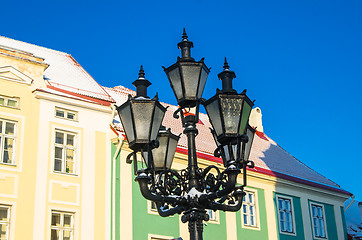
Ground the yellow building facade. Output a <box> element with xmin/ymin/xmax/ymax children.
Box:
<box><xmin>0</xmin><ymin>37</ymin><xmax>114</xmax><ymax>240</ymax></box>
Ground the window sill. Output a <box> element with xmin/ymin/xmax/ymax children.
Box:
<box><xmin>280</xmin><ymin>231</ymin><xmax>297</xmax><ymax>236</ymax></box>
<box><xmin>206</xmin><ymin>219</ymin><xmax>220</xmax><ymax>224</ymax></box>
<box><xmin>242</xmin><ymin>225</ymin><xmax>260</xmax><ymax>231</ymax></box>
<box><xmin>55</xmin><ymin>116</ymin><xmax>79</xmax><ymax>122</ymax></box>
<box><xmin>0</xmin><ymin>162</ymin><xmax>16</xmax><ymax>167</ymax></box>
<box><xmin>314</xmin><ymin>236</ymin><xmax>327</xmax><ymax>240</ymax></box>
<box><xmin>0</xmin><ymin>105</ymin><xmax>20</xmax><ymax>110</ymax></box>
<box><xmin>53</xmin><ymin>171</ymin><xmax>78</xmax><ymax>177</ymax></box>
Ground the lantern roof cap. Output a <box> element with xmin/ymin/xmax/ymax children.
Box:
<box><xmin>132</xmin><ymin>65</ymin><xmax>151</xmax><ymax>98</ymax></box>
<box><xmin>218</xmin><ymin>58</ymin><xmax>237</xmax><ymax>93</ymax></box>
<box><xmin>177</xmin><ymin>28</ymin><xmax>194</xmax><ymax>61</ymax></box>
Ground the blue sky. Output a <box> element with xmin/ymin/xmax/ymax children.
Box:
<box><xmin>2</xmin><ymin>0</ymin><xmax>362</xmax><ymax>199</ymax></box>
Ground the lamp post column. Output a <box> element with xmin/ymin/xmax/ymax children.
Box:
<box><xmin>182</xmin><ymin>117</ymin><xmax>208</xmax><ymax>240</ymax></box>
<box><xmin>184</xmin><ymin>120</ymin><xmax>199</xmax><ymax>191</ymax></box>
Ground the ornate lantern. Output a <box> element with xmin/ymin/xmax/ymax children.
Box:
<box><xmin>163</xmin><ymin>29</ymin><xmax>210</xmax><ymax>108</ymax></box>
<box><xmin>116</xmin><ymin>66</ymin><xmax>167</xmax><ymax>152</ymax></box>
<box><xmin>203</xmin><ymin>59</ymin><xmax>254</xmax><ymax>145</ymax></box>
<box><xmin>142</xmin><ymin>126</ymin><xmax>180</xmax><ymax>172</ymax></box>
<box><xmin>212</xmin><ymin>123</ymin><xmax>256</xmax><ymax>167</ymax></box>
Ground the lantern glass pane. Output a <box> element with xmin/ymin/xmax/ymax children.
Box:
<box><xmin>223</xmin><ymin>145</ymin><xmax>230</xmax><ymax>162</ymax></box>
<box><xmin>132</xmin><ymin>101</ymin><xmax>154</xmax><ymax>141</ymax></box>
<box><xmin>197</xmin><ymin>67</ymin><xmax>208</xmax><ymax>98</ymax></box>
<box><xmin>150</xmin><ymin>104</ymin><xmax>166</xmax><ymax>141</ymax></box>
<box><xmin>212</xmin><ymin>130</ymin><xmax>232</xmax><ymax>166</ymax></box>
<box><xmin>244</xmin><ymin>126</ymin><xmax>255</xmax><ymax>161</ymax></box>
<box><xmin>238</xmin><ymin>101</ymin><xmax>252</xmax><ymax>135</ymax></box>
<box><xmin>205</xmin><ymin>98</ymin><xmax>223</xmax><ymax>137</ymax></box>
<box><xmin>181</xmin><ymin>64</ymin><xmax>201</xmax><ymax>99</ymax></box>
<box><xmin>118</xmin><ymin>103</ymin><xmax>135</xmax><ymax>143</ymax></box>
<box><xmin>168</xmin><ymin>67</ymin><xmax>183</xmax><ymax>101</ymax></box>
<box><xmin>165</xmin><ymin>137</ymin><xmax>178</xmax><ymax>169</ymax></box>
<box><xmin>141</xmin><ymin>151</ymin><xmax>149</xmax><ymax>167</ymax></box>
<box><xmin>220</xmin><ymin>96</ymin><xmax>242</xmax><ymax>135</ymax></box>
<box><xmin>153</xmin><ymin>135</ymin><xmax>168</xmax><ymax>170</ymax></box>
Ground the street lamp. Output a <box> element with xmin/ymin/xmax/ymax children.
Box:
<box><xmin>141</xmin><ymin>126</ymin><xmax>180</xmax><ymax>172</ymax></box>
<box><xmin>117</xmin><ymin>66</ymin><xmax>167</xmax><ymax>152</ymax></box>
<box><xmin>117</xmin><ymin>30</ymin><xmax>255</xmax><ymax>240</ymax></box>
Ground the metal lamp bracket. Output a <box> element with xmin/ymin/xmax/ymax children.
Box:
<box><xmin>126</xmin><ymin>152</ymin><xmax>139</xmax><ymax>175</ymax></box>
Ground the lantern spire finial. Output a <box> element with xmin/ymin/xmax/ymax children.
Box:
<box><xmin>218</xmin><ymin>58</ymin><xmax>236</xmax><ymax>93</ymax></box>
<box><xmin>223</xmin><ymin>57</ymin><xmax>230</xmax><ymax>70</ymax></box>
<box><xmin>177</xmin><ymin>28</ymin><xmax>194</xmax><ymax>61</ymax></box>
<box><xmin>138</xmin><ymin>65</ymin><xmax>145</xmax><ymax>79</ymax></box>
<box><xmin>182</xmin><ymin>28</ymin><xmax>188</xmax><ymax>41</ymax></box>
<box><xmin>133</xmin><ymin>65</ymin><xmax>151</xmax><ymax>98</ymax></box>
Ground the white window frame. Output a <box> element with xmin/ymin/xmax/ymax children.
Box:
<box><xmin>206</xmin><ymin>209</ymin><xmax>220</xmax><ymax>224</ymax></box>
<box><xmin>50</xmin><ymin>211</ymin><xmax>74</xmax><ymax>240</ymax></box>
<box><xmin>147</xmin><ymin>201</ymin><xmax>159</xmax><ymax>215</ymax></box>
<box><xmin>53</xmin><ymin>129</ymin><xmax>77</xmax><ymax>175</ymax></box>
<box><xmin>0</xmin><ymin>205</ymin><xmax>10</xmax><ymax>240</ymax></box>
<box><xmin>276</xmin><ymin>195</ymin><xmax>296</xmax><ymax>236</ymax></box>
<box><xmin>55</xmin><ymin>107</ymin><xmax>78</xmax><ymax>121</ymax></box>
<box><xmin>147</xmin><ymin>201</ymin><xmax>175</xmax><ymax>218</ymax></box>
<box><xmin>310</xmin><ymin>202</ymin><xmax>328</xmax><ymax>239</ymax></box>
<box><xmin>241</xmin><ymin>189</ymin><xmax>260</xmax><ymax>230</ymax></box>
<box><xmin>0</xmin><ymin>119</ymin><xmax>17</xmax><ymax>165</ymax></box>
<box><xmin>0</xmin><ymin>95</ymin><xmax>19</xmax><ymax>109</ymax></box>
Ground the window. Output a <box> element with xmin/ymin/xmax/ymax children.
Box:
<box><xmin>54</xmin><ymin>130</ymin><xmax>76</xmax><ymax>174</ymax></box>
<box><xmin>242</xmin><ymin>191</ymin><xmax>257</xmax><ymax>227</ymax></box>
<box><xmin>55</xmin><ymin>108</ymin><xmax>78</xmax><ymax>121</ymax></box>
<box><xmin>0</xmin><ymin>205</ymin><xmax>10</xmax><ymax>240</ymax></box>
<box><xmin>0</xmin><ymin>119</ymin><xmax>16</xmax><ymax>164</ymax></box>
<box><xmin>277</xmin><ymin>196</ymin><xmax>294</xmax><ymax>234</ymax></box>
<box><xmin>0</xmin><ymin>95</ymin><xmax>19</xmax><ymax>109</ymax></box>
<box><xmin>311</xmin><ymin>204</ymin><xmax>327</xmax><ymax>238</ymax></box>
<box><xmin>207</xmin><ymin>209</ymin><xmax>216</xmax><ymax>221</ymax></box>
<box><xmin>150</xmin><ymin>201</ymin><xmax>157</xmax><ymax>212</ymax></box>
<box><xmin>51</xmin><ymin>211</ymin><xmax>74</xmax><ymax>240</ymax></box>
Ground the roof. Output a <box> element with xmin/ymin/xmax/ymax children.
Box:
<box><xmin>0</xmin><ymin>35</ymin><xmax>348</xmax><ymax>196</ymax></box>
<box><xmin>107</xmin><ymin>85</ymin><xmax>351</xmax><ymax>196</ymax></box>
<box><xmin>0</xmin><ymin>36</ymin><xmax>114</xmax><ymax>104</ymax></box>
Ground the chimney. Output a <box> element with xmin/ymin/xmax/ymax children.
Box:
<box><xmin>249</xmin><ymin>107</ymin><xmax>263</xmax><ymax>132</ymax></box>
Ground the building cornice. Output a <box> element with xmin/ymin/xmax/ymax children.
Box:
<box><xmin>33</xmin><ymin>89</ymin><xmax>113</xmax><ymax>113</ymax></box>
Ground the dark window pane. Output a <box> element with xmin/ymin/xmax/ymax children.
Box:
<box><xmin>56</xmin><ymin>110</ymin><xmax>64</xmax><ymax>118</ymax></box>
<box><xmin>54</xmin><ymin>159</ymin><xmax>62</xmax><ymax>171</ymax></box>
<box><xmin>55</xmin><ymin>132</ymin><xmax>64</xmax><ymax>144</ymax></box>
<box><xmin>67</xmin><ymin>112</ymin><xmax>75</xmax><ymax>120</ymax></box>
<box><xmin>7</xmin><ymin>99</ymin><xmax>17</xmax><ymax>107</ymax></box>
<box><xmin>5</xmin><ymin>122</ymin><xmax>15</xmax><ymax>135</ymax></box>
<box><xmin>51</xmin><ymin>229</ymin><xmax>59</xmax><ymax>240</ymax></box>
<box><xmin>51</xmin><ymin>213</ymin><xmax>61</xmax><ymax>226</ymax></box>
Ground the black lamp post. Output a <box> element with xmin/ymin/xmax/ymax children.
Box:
<box><xmin>117</xmin><ymin>30</ymin><xmax>256</xmax><ymax>240</ymax></box>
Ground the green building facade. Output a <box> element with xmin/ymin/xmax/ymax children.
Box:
<box><xmin>110</xmin><ymin>139</ymin><xmax>350</xmax><ymax>240</ymax></box>
<box><xmin>108</xmin><ymin>88</ymin><xmax>350</xmax><ymax>240</ymax></box>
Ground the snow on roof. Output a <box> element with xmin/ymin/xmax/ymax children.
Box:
<box><xmin>0</xmin><ymin>36</ymin><xmax>114</xmax><ymax>103</ymax></box>
<box><xmin>108</xmin><ymin>85</ymin><xmax>347</xmax><ymax>192</ymax></box>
